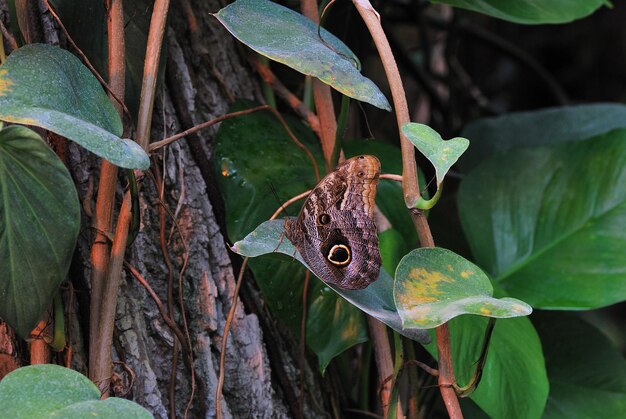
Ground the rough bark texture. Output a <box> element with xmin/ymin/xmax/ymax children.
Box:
<box><xmin>14</xmin><ymin>0</ymin><xmax>331</xmax><ymax>417</ymax></box>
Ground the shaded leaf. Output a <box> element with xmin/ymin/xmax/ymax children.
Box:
<box><xmin>426</xmin><ymin>316</ymin><xmax>548</xmax><ymax>419</ymax></box>
<box><xmin>0</xmin><ymin>44</ymin><xmax>148</xmax><ymax>169</ymax></box>
<box><xmin>460</xmin><ymin>103</ymin><xmax>626</xmax><ymax>171</ymax></box>
<box><xmin>459</xmin><ymin>129</ymin><xmax>626</xmax><ymax>309</ymax></box>
<box><xmin>215</xmin><ymin>0</ymin><xmax>391</xmax><ymax>110</ymax></box>
<box><xmin>0</xmin><ymin>364</ymin><xmax>151</xmax><ymax>418</ymax></box>
<box><xmin>394</xmin><ymin>247</ymin><xmax>531</xmax><ymax>329</ymax></box>
<box><xmin>233</xmin><ymin>219</ymin><xmax>430</xmax><ymax>342</ymax></box>
<box><xmin>307</xmin><ymin>281</ymin><xmax>368</xmax><ymax>374</ymax></box>
<box><xmin>0</xmin><ymin>126</ymin><xmax>80</xmax><ymax>337</ymax></box>
<box><xmin>535</xmin><ymin>313</ymin><xmax>626</xmax><ymax>418</ymax></box>
<box><xmin>433</xmin><ymin>0</ymin><xmax>609</xmax><ymax>24</ymax></box>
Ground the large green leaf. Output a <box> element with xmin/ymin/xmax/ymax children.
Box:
<box><xmin>432</xmin><ymin>0</ymin><xmax>609</xmax><ymax>24</ymax></box>
<box><xmin>425</xmin><ymin>316</ymin><xmax>548</xmax><ymax>419</ymax></box>
<box><xmin>0</xmin><ymin>126</ymin><xmax>80</xmax><ymax>337</ymax></box>
<box><xmin>233</xmin><ymin>219</ymin><xmax>430</xmax><ymax>343</ymax></box>
<box><xmin>394</xmin><ymin>248</ymin><xmax>531</xmax><ymax>329</ymax></box>
<box><xmin>215</xmin><ymin>0</ymin><xmax>391</xmax><ymax>111</ymax></box>
<box><xmin>459</xmin><ymin>129</ymin><xmax>626</xmax><ymax>309</ymax></box>
<box><xmin>534</xmin><ymin>313</ymin><xmax>626</xmax><ymax>418</ymax></box>
<box><xmin>0</xmin><ymin>44</ymin><xmax>149</xmax><ymax>170</ymax></box>
<box><xmin>0</xmin><ymin>364</ymin><xmax>151</xmax><ymax>418</ymax></box>
<box><xmin>460</xmin><ymin>104</ymin><xmax>626</xmax><ymax>171</ymax></box>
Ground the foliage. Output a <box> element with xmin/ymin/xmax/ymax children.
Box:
<box><xmin>1</xmin><ymin>0</ymin><xmax>624</xmax><ymax>417</ymax></box>
<box><xmin>0</xmin><ymin>365</ymin><xmax>152</xmax><ymax>418</ymax></box>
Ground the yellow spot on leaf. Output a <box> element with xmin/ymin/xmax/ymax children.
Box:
<box><xmin>0</xmin><ymin>70</ymin><xmax>14</xmax><ymax>96</ymax></box>
<box><xmin>460</xmin><ymin>270</ymin><xmax>473</xmax><ymax>279</ymax></box>
<box><xmin>447</xmin><ymin>264</ymin><xmax>454</xmax><ymax>271</ymax></box>
<box><xmin>398</xmin><ymin>268</ymin><xmax>452</xmax><ymax>307</ymax></box>
<box><xmin>480</xmin><ymin>307</ymin><xmax>491</xmax><ymax>315</ymax></box>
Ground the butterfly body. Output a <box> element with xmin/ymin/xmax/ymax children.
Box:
<box><xmin>285</xmin><ymin>155</ymin><xmax>382</xmax><ymax>290</ymax></box>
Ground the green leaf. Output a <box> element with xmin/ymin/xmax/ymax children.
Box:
<box><xmin>534</xmin><ymin>313</ymin><xmax>626</xmax><ymax>418</ymax></box>
<box><xmin>432</xmin><ymin>0</ymin><xmax>609</xmax><ymax>24</ymax></box>
<box><xmin>426</xmin><ymin>316</ymin><xmax>548</xmax><ymax>419</ymax></box>
<box><xmin>232</xmin><ymin>219</ymin><xmax>430</xmax><ymax>343</ymax></box>
<box><xmin>48</xmin><ymin>0</ymin><xmax>162</xmax><ymax>119</ymax></box>
<box><xmin>394</xmin><ymin>248</ymin><xmax>531</xmax><ymax>329</ymax></box>
<box><xmin>0</xmin><ymin>44</ymin><xmax>149</xmax><ymax>170</ymax></box>
<box><xmin>307</xmin><ymin>281</ymin><xmax>368</xmax><ymax>374</ymax></box>
<box><xmin>459</xmin><ymin>129</ymin><xmax>626</xmax><ymax>309</ymax></box>
<box><xmin>460</xmin><ymin>104</ymin><xmax>626</xmax><ymax>171</ymax></box>
<box><xmin>402</xmin><ymin>123</ymin><xmax>469</xmax><ymax>188</ymax></box>
<box><xmin>0</xmin><ymin>364</ymin><xmax>152</xmax><ymax>418</ymax></box>
<box><xmin>0</xmin><ymin>126</ymin><xmax>80</xmax><ymax>337</ymax></box>
<box><xmin>215</xmin><ymin>0</ymin><xmax>391</xmax><ymax>111</ymax></box>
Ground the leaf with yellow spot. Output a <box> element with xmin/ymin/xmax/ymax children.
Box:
<box><xmin>394</xmin><ymin>247</ymin><xmax>531</xmax><ymax>329</ymax></box>
<box><xmin>401</xmin><ymin>123</ymin><xmax>469</xmax><ymax>207</ymax></box>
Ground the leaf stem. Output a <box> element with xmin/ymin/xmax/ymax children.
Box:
<box><xmin>353</xmin><ymin>2</ymin><xmax>461</xmax><ymax>417</ymax></box>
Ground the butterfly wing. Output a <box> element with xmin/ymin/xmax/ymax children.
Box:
<box><xmin>285</xmin><ymin>155</ymin><xmax>381</xmax><ymax>290</ymax></box>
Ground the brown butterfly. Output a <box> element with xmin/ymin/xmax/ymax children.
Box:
<box><xmin>285</xmin><ymin>155</ymin><xmax>382</xmax><ymax>290</ymax></box>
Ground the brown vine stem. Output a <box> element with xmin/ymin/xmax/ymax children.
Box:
<box><xmin>93</xmin><ymin>191</ymin><xmax>132</xmax><ymax>395</ymax></box>
<box><xmin>367</xmin><ymin>317</ymin><xmax>394</xmax><ymax>418</ymax></box>
<box><xmin>301</xmin><ymin>0</ymin><xmax>337</xmax><ymax>172</ymax></box>
<box><xmin>251</xmin><ymin>59</ymin><xmax>321</xmax><ymax>137</ymax></box>
<box><xmin>135</xmin><ymin>0</ymin><xmax>170</xmax><ymax>150</ymax></box>
<box><xmin>299</xmin><ymin>271</ymin><xmax>311</xmax><ymax>419</ymax></box>
<box><xmin>88</xmin><ymin>0</ymin><xmax>125</xmax><ymax>392</ymax></box>
<box><xmin>353</xmin><ymin>1</ymin><xmax>462</xmax><ymax>417</ymax></box>
<box><xmin>216</xmin><ymin>257</ymin><xmax>249</xmax><ymax>419</ymax></box>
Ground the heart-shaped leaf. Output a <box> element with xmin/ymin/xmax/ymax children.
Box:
<box><xmin>232</xmin><ymin>219</ymin><xmax>431</xmax><ymax>343</ymax></box>
<box><xmin>425</xmin><ymin>316</ymin><xmax>548</xmax><ymax>419</ymax></box>
<box><xmin>0</xmin><ymin>364</ymin><xmax>151</xmax><ymax>417</ymax></box>
<box><xmin>433</xmin><ymin>0</ymin><xmax>608</xmax><ymax>24</ymax></box>
<box><xmin>459</xmin><ymin>129</ymin><xmax>626</xmax><ymax>309</ymax></box>
<box><xmin>402</xmin><ymin>123</ymin><xmax>469</xmax><ymax>189</ymax></box>
<box><xmin>0</xmin><ymin>44</ymin><xmax>149</xmax><ymax>170</ymax></box>
<box><xmin>394</xmin><ymin>247</ymin><xmax>531</xmax><ymax>329</ymax></box>
<box><xmin>0</xmin><ymin>126</ymin><xmax>80</xmax><ymax>337</ymax></box>
<box><xmin>215</xmin><ymin>0</ymin><xmax>391</xmax><ymax>111</ymax></box>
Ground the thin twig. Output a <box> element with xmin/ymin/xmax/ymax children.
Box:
<box><xmin>251</xmin><ymin>59</ymin><xmax>321</xmax><ymax>137</ymax></box>
<box><xmin>298</xmin><ymin>271</ymin><xmax>311</xmax><ymax>419</ymax></box>
<box><xmin>216</xmin><ymin>258</ymin><xmax>249</xmax><ymax>419</ymax></box>
<box><xmin>270</xmin><ymin>190</ymin><xmax>311</xmax><ymax>220</ymax></box>
<box><xmin>149</xmin><ymin>105</ymin><xmax>321</xmax><ymax>182</ymax></box>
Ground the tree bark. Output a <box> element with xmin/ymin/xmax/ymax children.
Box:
<box><xmin>27</xmin><ymin>0</ymin><xmax>332</xmax><ymax>417</ymax></box>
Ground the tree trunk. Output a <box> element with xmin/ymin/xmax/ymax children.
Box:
<box><xmin>17</xmin><ymin>0</ymin><xmax>332</xmax><ymax>417</ymax></box>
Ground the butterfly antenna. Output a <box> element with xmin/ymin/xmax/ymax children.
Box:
<box><xmin>269</xmin><ymin>183</ymin><xmax>292</xmax><ymax>217</ymax></box>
